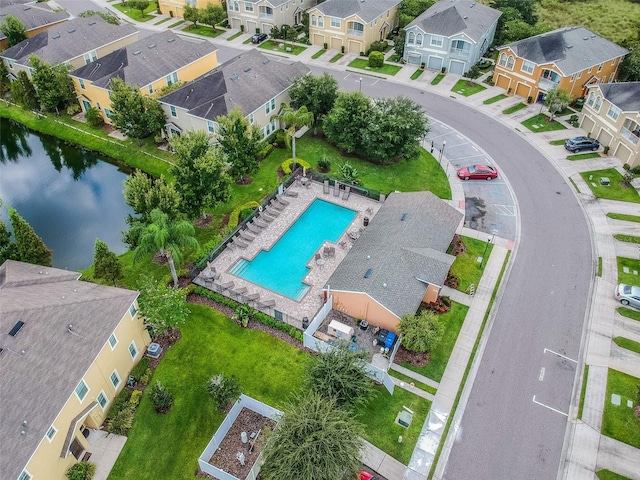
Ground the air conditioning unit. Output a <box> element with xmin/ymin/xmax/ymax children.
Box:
<box><xmin>147</xmin><ymin>343</ymin><xmax>162</xmax><ymax>358</ymax></box>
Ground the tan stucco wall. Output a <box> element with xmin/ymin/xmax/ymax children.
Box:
<box><xmin>227</xmin><ymin>0</ymin><xmax>314</xmax><ymax>34</ymax></box>
<box><xmin>331</xmin><ymin>291</ymin><xmax>400</xmax><ymax>332</ymax></box>
<box><xmin>23</xmin><ymin>302</ymin><xmax>150</xmax><ymax>480</ymax></box>
<box><xmin>159</xmin><ymin>0</ymin><xmax>223</xmax><ymax>18</ymax></box>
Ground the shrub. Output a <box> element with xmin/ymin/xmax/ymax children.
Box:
<box><xmin>368</xmin><ymin>40</ymin><xmax>388</xmax><ymax>54</ymax></box>
<box><xmin>323</xmin><ymin>42</ymin><xmax>328</xmax><ymax>49</ymax></box>
<box><xmin>317</xmin><ymin>156</ymin><xmax>331</xmax><ymax>172</ymax></box>
<box><xmin>139</xmin><ymin>368</ymin><xmax>152</xmax><ymax>386</ymax></box>
<box><xmin>399</xmin><ymin>309</ymin><xmax>444</xmax><ymax>353</ymax></box>
<box><xmin>66</xmin><ymin>461</ymin><xmax>97</xmax><ymax>480</ymax></box>
<box><xmin>85</xmin><ymin>107</ymin><xmax>104</xmax><ymax>128</ymax></box>
<box><xmin>149</xmin><ymin>381</ymin><xmax>173</xmax><ymax>413</ymax></box>
<box><xmin>228</xmin><ymin>201</ymin><xmax>260</xmax><ymax>229</ymax></box>
<box><xmin>234</xmin><ymin>303</ymin><xmax>254</xmax><ymax>327</ymax></box>
<box><xmin>339</xmin><ymin>162</ymin><xmax>359</xmax><ymax>183</ymax></box>
<box><xmin>105</xmin><ymin>387</ymin><xmax>132</xmax><ymax>423</ymax></box>
<box><xmin>368</xmin><ymin>51</ymin><xmax>384</xmax><ymax>68</ymax></box>
<box><xmin>129</xmin><ymin>389</ymin><xmax>143</xmax><ymax>408</ymax></box>
<box><xmin>604</xmin><ymin>145</ymin><xmax>610</xmax><ymax>155</ymax></box>
<box><xmin>130</xmin><ymin>357</ymin><xmax>150</xmax><ymax>381</ymax></box>
<box><xmin>206</xmin><ymin>373</ymin><xmax>241</xmax><ymax>411</ymax></box>
<box><xmin>527</xmin><ymin>96</ymin><xmax>533</xmax><ymax>104</ymax></box>
<box><xmin>281</xmin><ymin>157</ymin><xmax>311</xmax><ymax>174</ymax></box>
<box><xmin>107</xmin><ymin>407</ymin><xmax>135</xmax><ymax>435</ymax></box>
<box><xmin>66</xmin><ymin>103</ymin><xmax>81</xmax><ymax>116</ymax></box>
<box><xmin>194</xmin><ymin>237</ymin><xmax>223</xmax><ymax>266</ymax></box>
<box><xmin>341</xmin><ymin>45</ymin><xmax>345</xmax><ymax>54</ymax></box>
<box><xmin>441</xmin><ymin>67</ymin><xmax>446</xmax><ymax>74</ymax></box>
<box><xmin>275</xmin><ymin>130</ymin><xmax>287</xmax><ymax>148</ymax></box>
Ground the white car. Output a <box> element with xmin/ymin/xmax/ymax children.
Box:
<box><xmin>615</xmin><ymin>284</ymin><xmax>640</xmax><ymax>309</ymax></box>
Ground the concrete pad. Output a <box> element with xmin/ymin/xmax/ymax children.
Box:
<box><xmin>597</xmin><ymin>435</ymin><xmax>640</xmax><ymax>480</ymax></box>
<box><xmin>378</xmin><ymin>455</ymin><xmax>408</xmax><ymax>480</ymax></box>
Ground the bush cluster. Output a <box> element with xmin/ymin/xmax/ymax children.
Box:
<box><xmin>149</xmin><ymin>381</ymin><xmax>173</xmax><ymax>413</ymax></box>
<box><xmin>281</xmin><ymin>157</ymin><xmax>311</xmax><ymax>174</ymax></box>
<box><xmin>206</xmin><ymin>373</ymin><xmax>240</xmax><ymax>411</ymax></box>
<box><xmin>368</xmin><ymin>51</ymin><xmax>384</xmax><ymax>68</ymax></box>
<box><xmin>130</xmin><ymin>357</ymin><xmax>150</xmax><ymax>381</ymax></box>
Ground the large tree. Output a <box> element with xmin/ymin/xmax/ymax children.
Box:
<box><xmin>0</xmin><ymin>201</ymin><xmax>18</xmax><ymax>264</ymax></box>
<box><xmin>134</xmin><ymin>209</ymin><xmax>199</xmax><ymax>287</ymax></box>
<box><xmin>273</xmin><ymin>104</ymin><xmax>313</xmax><ymax>170</ymax></box>
<box><xmin>123</xmin><ymin>171</ymin><xmax>181</xmax><ymax>223</ymax></box>
<box><xmin>619</xmin><ymin>45</ymin><xmax>640</xmax><ymax>81</ymax></box>
<box><xmin>93</xmin><ymin>238</ymin><xmax>123</xmax><ymax>286</ymax></box>
<box><xmin>490</xmin><ymin>0</ymin><xmax>538</xmax><ymax>26</ymax></box>
<box><xmin>260</xmin><ymin>393</ymin><xmax>364</xmax><ymax>480</ymax></box>
<box><xmin>30</xmin><ymin>56</ymin><xmax>76</xmax><ymax>115</ymax></box>
<box><xmin>128</xmin><ymin>0</ymin><xmax>150</xmax><ymax>18</ymax></box>
<box><xmin>8</xmin><ymin>206</ymin><xmax>52</xmax><ymax>266</ymax></box>
<box><xmin>323</xmin><ymin>92</ymin><xmax>371</xmax><ymax>154</ymax></box>
<box><xmin>199</xmin><ymin>3</ymin><xmax>226</xmax><ymax>30</ymax></box>
<box><xmin>109</xmin><ymin>78</ymin><xmax>166</xmax><ymax>145</ymax></box>
<box><xmin>216</xmin><ymin>107</ymin><xmax>263</xmax><ymax>183</ymax></box>
<box><xmin>137</xmin><ymin>276</ymin><xmax>190</xmax><ymax>334</ymax></box>
<box><xmin>11</xmin><ymin>70</ymin><xmax>39</xmax><ymax>111</ymax></box>
<box><xmin>169</xmin><ymin>131</ymin><xmax>231</xmax><ymax>220</ymax></box>
<box><xmin>544</xmin><ymin>86</ymin><xmax>572</xmax><ymax>121</ymax></box>
<box><xmin>183</xmin><ymin>5</ymin><xmax>200</xmax><ymax>30</ymax></box>
<box><xmin>0</xmin><ymin>59</ymin><xmax>10</xmax><ymax>98</ymax></box>
<box><xmin>399</xmin><ymin>309</ymin><xmax>444</xmax><ymax>353</ymax></box>
<box><xmin>0</xmin><ymin>15</ymin><xmax>27</xmax><ymax>47</ymax></box>
<box><xmin>302</xmin><ymin>344</ymin><xmax>374</xmax><ymax>410</ymax></box>
<box><xmin>288</xmin><ymin>73</ymin><xmax>339</xmax><ymax>132</ymax></box>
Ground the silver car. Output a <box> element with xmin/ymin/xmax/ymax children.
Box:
<box><xmin>615</xmin><ymin>284</ymin><xmax>640</xmax><ymax>308</ymax></box>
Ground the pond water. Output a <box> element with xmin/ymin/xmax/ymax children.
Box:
<box><xmin>0</xmin><ymin>118</ymin><xmax>134</xmax><ymax>271</ymax></box>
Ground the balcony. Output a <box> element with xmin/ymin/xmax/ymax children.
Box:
<box><xmin>621</xmin><ymin>127</ymin><xmax>640</xmax><ymax>145</ymax></box>
<box><xmin>347</xmin><ymin>29</ymin><xmax>364</xmax><ymax>37</ymax></box>
<box><xmin>538</xmin><ymin>77</ymin><xmax>559</xmax><ymax>92</ymax></box>
<box><xmin>449</xmin><ymin>48</ymin><xmax>469</xmax><ymax>57</ymax></box>
<box><xmin>259</xmin><ymin>13</ymin><xmax>273</xmax><ymax>20</ymax></box>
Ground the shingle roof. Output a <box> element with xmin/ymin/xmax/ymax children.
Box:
<box><xmin>501</xmin><ymin>27</ymin><xmax>629</xmax><ymax>76</ymax></box>
<box><xmin>0</xmin><ymin>3</ymin><xmax>70</xmax><ymax>42</ymax></box>
<box><xmin>326</xmin><ymin>192</ymin><xmax>462</xmax><ymax>318</ymax></box>
<box><xmin>70</xmin><ymin>31</ymin><xmax>217</xmax><ymax>89</ymax></box>
<box><xmin>0</xmin><ymin>260</ymin><xmax>139</xmax><ymax>480</ymax></box>
<box><xmin>158</xmin><ymin>49</ymin><xmax>309</xmax><ymax>121</ymax></box>
<box><xmin>0</xmin><ymin>15</ymin><xmax>137</xmax><ymax>65</ymax></box>
<box><xmin>312</xmin><ymin>0</ymin><xmax>402</xmax><ymax>23</ymax></box>
<box><xmin>587</xmin><ymin>82</ymin><xmax>640</xmax><ymax>112</ymax></box>
<box><xmin>407</xmin><ymin>0</ymin><xmax>501</xmax><ymax>41</ymax></box>
<box><xmin>242</xmin><ymin>0</ymin><xmax>290</xmax><ymax>6</ymax></box>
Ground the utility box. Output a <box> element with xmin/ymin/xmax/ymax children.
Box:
<box><xmin>327</xmin><ymin>320</ymin><xmax>354</xmax><ymax>340</ymax></box>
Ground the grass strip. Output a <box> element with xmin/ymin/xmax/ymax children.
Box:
<box><xmin>607</xmin><ymin>213</ymin><xmax>640</xmax><ymax>223</ymax></box>
<box><xmin>550</xmin><ymin>139</ymin><xmax>567</xmax><ymax>145</ymax></box>
<box><xmin>182</xmin><ymin>25</ymin><xmax>225</xmax><ymax>38</ymax></box>
<box><xmin>410</xmin><ymin>69</ymin><xmax>424</xmax><ymax>80</ymax></box>
<box><xmin>602</xmin><ymin>368</ymin><xmax>640</xmax><ymax>448</ymax></box>
<box><xmin>311</xmin><ymin>49</ymin><xmax>326</xmax><ymax>59</ymax></box>
<box><xmin>521</xmin><ymin>113</ymin><xmax>567</xmax><ymax>132</ymax></box>
<box><xmin>580</xmin><ymin>169</ymin><xmax>640</xmax><ymax>203</ymax></box>
<box><xmin>483</xmin><ymin>94</ymin><xmax>507</xmax><ymax>105</ymax></box>
<box><xmin>569</xmin><ymin>177</ymin><xmax>580</xmax><ymax>193</ymax></box>
<box><xmin>259</xmin><ymin>40</ymin><xmax>307</xmax><ymax>55</ymax></box>
<box><xmin>597</xmin><ymin>257</ymin><xmax>602</xmax><ymax>277</ymax></box>
<box><xmin>596</xmin><ymin>470</ymin><xmax>632</xmax><ymax>480</ymax></box>
<box><xmin>613</xmin><ymin>336</ymin><xmax>640</xmax><ymax>354</ymax></box>
<box><xmin>450</xmin><ymin>79</ymin><xmax>486</xmax><ymax>97</ymax></box>
<box><xmin>154</xmin><ymin>17</ymin><xmax>172</xmax><ymax>25</ymax></box>
<box><xmin>618</xmin><ymin>307</ymin><xmax>640</xmax><ymax>322</ymax></box>
<box><xmin>168</xmin><ymin>20</ymin><xmax>185</xmax><ymax>28</ymax></box>
<box><xmin>388</xmin><ymin>371</ymin><xmax>437</xmax><ymax>395</ymax></box>
<box><xmin>614</xmin><ymin>234</ymin><xmax>640</xmax><ymax>244</ymax></box>
<box><xmin>329</xmin><ymin>53</ymin><xmax>343</xmax><ymax>63</ymax></box>
<box><xmin>578</xmin><ymin>364</ymin><xmax>589</xmax><ymax>419</ymax></box>
<box><xmin>226</xmin><ymin>31</ymin><xmax>243</xmax><ymax>41</ymax></box>
<box><xmin>502</xmin><ymin>103</ymin><xmax>527</xmax><ymax>114</ymax></box>
<box><xmin>617</xmin><ymin>257</ymin><xmax>640</xmax><ymax>285</ymax></box>
<box><xmin>348</xmin><ymin>58</ymin><xmax>402</xmax><ymax>76</ymax></box>
<box><xmin>567</xmin><ymin>152</ymin><xmax>600</xmax><ymax>160</ymax></box>
<box><xmin>431</xmin><ymin>73</ymin><xmax>445</xmax><ymax>85</ymax></box>
<box><xmin>429</xmin><ymin>251</ymin><xmax>511</xmax><ymax>478</ymax></box>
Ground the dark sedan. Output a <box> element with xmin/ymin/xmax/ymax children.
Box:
<box><xmin>457</xmin><ymin>164</ymin><xmax>498</xmax><ymax>180</ymax></box>
<box><xmin>251</xmin><ymin>33</ymin><xmax>268</xmax><ymax>44</ymax></box>
<box><xmin>564</xmin><ymin>136</ymin><xmax>600</xmax><ymax>153</ymax></box>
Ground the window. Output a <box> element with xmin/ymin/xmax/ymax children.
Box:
<box><xmin>507</xmin><ymin>56</ymin><xmax>515</xmax><ymax>69</ymax></box>
<box><xmin>609</xmin><ymin>72</ymin><xmax>615</xmax><ymax>82</ymax></box>
<box><xmin>270</xmin><ymin>98</ymin><xmax>275</xmax><ymax>111</ymax></box>
<box><xmin>450</xmin><ymin>40</ymin><xmax>470</xmax><ymax>53</ymax></box>
<box><xmin>108</xmin><ymin>333</ymin><xmax>118</xmax><ymax>349</ymax></box>
<box><xmin>570</xmin><ymin>74</ymin><xmax>575</xmax><ymax>82</ymax></box>
<box><xmin>148</xmin><ymin>84</ymin><xmax>154</xmax><ymax>94</ymax></box>
<box><xmin>46</xmin><ymin>426</ymin><xmax>57</xmax><ymax>442</ymax></box>
<box><xmin>408</xmin><ymin>32</ymin><xmax>415</xmax><ymax>45</ymax></box>
<box><xmin>128</xmin><ymin>341</ymin><xmax>138</xmax><ymax>359</ymax></box>
<box><xmin>166</xmin><ymin>72</ymin><xmax>178</xmax><ymax>86</ymax></box>
<box><xmin>233</xmin><ymin>1</ymin><xmax>239</xmax><ymax>11</ymax></box>
<box><xmin>521</xmin><ymin>60</ymin><xmax>534</xmax><ymax>74</ymax></box>
<box><xmin>129</xmin><ymin>303</ymin><xmax>137</xmax><ymax>317</ymax></box>
<box><xmin>7</xmin><ymin>59</ymin><xmax>14</xmax><ymax>69</ymax></box>
<box><xmin>431</xmin><ymin>35</ymin><xmax>443</xmax><ymax>47</ymax></box>
<box><xmin>249</xmin><ymin>113</ymin><xmax>254</xmax><ymax>124</ymax></box>
<box><xmin>265</xmin><ymin>98</ymin><xmax>275</xmax><ymax>114</ymax></box>
<box><xmin>97</xmin><ymin>391</ymin><xmax>108</xmax><ymax>409</ymax></box>
<box><xmin>96</xmin><ymin>102</ymin><xmax>101</xmax><ymax>110</ymax></box>
<box><xmin>311</xmin><ymin>15</ymin><xmax>316</xmax><ymax>26</ymax></box>
<box><xmin>83</xmin><ymin>51</ymin><xmax>98</xmax><ymax>64</ymax></box>
<box><xmin>110</xmin><ymin>370</ymin><xmax>121</xmax><ymax>388</ymax></box>
<box><xmin>416</xmin><ymin>34</ymin><xmax>423</xmax><ymax>46</ymax></box>
<box><xmin>577</xmin><ymin>70</ymin><xmax>582</xmax><ymax>78</ymax></box>
<box><xmin>597</xmin><ymin>63</ymin><xmax>603</xmax><ymax>72</ymax></box>
<box><xmin>104</xmin><ymin>108</ymin><xmax>112</xmax><ymax>118</ymax></box>
<box><xmin>594</xmin><ymin>96</ymin><xmax>602</xmax><ymax>111</ymax></box>
<box><xmin>245</xmin><ymin>2</ymin><xmax>253</xmax><ymax>11</ymax></box>
<box><xmin>265</xmin><ymin>101</ymin><xmax>271</xmax><ymax>114</ymax></box>
<box><xmin>79</xmin><ymin>78</ymin><xmax>85</xmax><ymax>90</ymax></box>
<box><xmin>318</xmin><ymin>16</ymin><xmax>324</xmax><ymax>27</ymax></box>
<box><xmin>207</xmin><ymin>120</ymin><xmax>215</xmax><ymax>133</ymax></box>
<box><xmin>75</xmin><ymin>380</ymin><xmax>89</xmax><ymax>401</ymax></box>
<box><xmin>607</xmin><ymin>104</ymin><xmax>621</xmax><ymax>121</ymax></box>
<box><xmin>499</xmin><ymin>53</ymin><xmax>507</xmax><ymax>67</ymax></box>
<box><xmin>330</xmin><ymin>17</ymin><xmax>340</xmax><ymax>28</ymax></box>
<box><xmin>18</xmin><ymin>471</ymin><xmax>32</xmax><ymax>480</ymax></box>
<box><xmin>587</xmin><ymin>91</ymin><xmax>595</xmax><ymax>107</ymax></box>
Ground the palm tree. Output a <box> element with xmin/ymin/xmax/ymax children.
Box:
<box><xmin>134</xmin><ymin>209</ymin><xmax>199</xmax><ymax>287</ymax></box>
<box><xmin>273</xmin><ymin>104</ymin><xmax>313</xmax><ymax>171</ymax></box>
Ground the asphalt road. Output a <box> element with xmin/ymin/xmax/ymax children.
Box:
<box><xmin>306</xmin><ymin>68</ymin><xmax>593</xmax><ymax>479</ymax></box>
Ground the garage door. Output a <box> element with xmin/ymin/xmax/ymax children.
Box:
<box><xmin>495</xmin><ymin>74</ymin><xmax>510</xmax><ymax>92</ymax></box>
<box><xmin>449</xmin><ymin>60</ymin><xmax>465</xmax><ymax>75</ymax></box>
<box><xmin>231</xmin><ymin>18</ymin><xmax>241</xmax><ymax>30</ymax></box>
<box><xmin>614</xmin><ymin>143</ymin><xmax>632</xmax><ymax>164</ymax></box>
<box><xmin>580</xmin><ymin>116</ymin><xmax>595</xmax><ymax>134</ymax></box>
<box><xmin>515</xmin><ymin>82</ymin><xmax>531</xmax><ymax>99</ymax></box>
<box><xmin>247</xmin><ymin>21</ymin><xmax>257</xmax><ymax>34</ymax></box>
<box><xmin>597</xmin><ymin>129</ymin><xmax>613</xmax><ymax>146</ymax></box>
<box><xmin>348</xmin><ymin>40</ymin><xmax>362</xmax><ymax>54</ymax></box>
<box><xmin>330</xmin><ymin>37</ymin><xmax>342</xmax><ymax>51</ymax></box>
<box><xmin>427</xmin><ymin>56</ymin><xmax>442</xmax><ymax>70</ymax></box>
<box><xmin>313</xmin><ymin>33</ymin><xmax>325</xmax><ymax>47</ymax></box>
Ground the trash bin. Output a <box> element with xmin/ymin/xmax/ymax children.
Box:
<box><xmin>363</xmin><ymin>217</ymin><xmax>369</xmax><ymax>227</ymax></box>
<box><xmin>302</xmin><ymin>317</ymin><xmax>309</xmax><ymax>330</ymax></box>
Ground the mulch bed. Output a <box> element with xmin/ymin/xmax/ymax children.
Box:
<box><xmin>147</xmin><ymin>327</ymin><xmax>181</xmax><ymax>370</ymax></box>
<box><xmin>194</xmin><ymin>214</ymin><xmax>213</xmax><ymax>228</ymax></box>
<box><xmin>208</xmin><ymin>408</ymin><xmax>275</xmax><ymax>479</ymax></box>
<box><xmin>393</xmin><ymin>345</ymin><xmax>430</xmax><ymax>368</ymax></box>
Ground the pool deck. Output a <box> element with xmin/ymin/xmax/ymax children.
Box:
<box><xmin>196</xmin><ymin>180</ymin><xmax>382</xmax><ymax>327</ymax></box>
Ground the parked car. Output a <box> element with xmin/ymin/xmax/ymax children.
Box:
<box><xmin>564</xmin><ymin>136</ymin><xmax>600</xmax><ymax>153</ymax></box>
<box><xmin>457</xmin><ymin>164</ymin><xmax>498</xmax><ymax>180</ymax></box>
<box><xmin>251</xmin><ymin>33</ymin><xmax>268</xmax><ymax>44</ymax></box>
<box><xmin>359</xmin><ymin>471</ymin><xmax>377</xmax><ymax>480</ymax></box>
<box><xmin>615</xmin><ymin>284</ymin><xmax>640</xmax><ymax>309</ymax></box>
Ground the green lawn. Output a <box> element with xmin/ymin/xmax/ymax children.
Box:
<box><xmin>618</xmin><ymin>308</ymin><xmax>640</xmax><ymax>322</ymax></box>
<box><xmin>450</xmin><ymin>79</ymin><xmax>487</xmax><ymax>96</ymax></box>
<box><xmin>521</xmin><ymin>114</ymin><xmax>567</xmax><ymax>132</ymax></box>
<box><xmin>410</xmin><ymin>69</ymin><xmax>424</xmax><ymax>80</ymax></box>
<box><xmin>483</xmin><ymin>94</ymin><xmax>507</xmax><ymax>105</ymax></box>
<box><xmin>614</xmin><ymin>234</ymin><xmax>640</xmax><ymax>244</ymax></box>
<box><xmin>431</xmin><ymin>73</ymin><xmax>445</xmax><ymax>85</ymax></box>
<box><xmin>226</xmin><ymin>31</ymin><xmax>243</xmax><ymax>41</ymax></box>
<box><xmin>617</xmin><ymin>257</ymin><xmax>640</xmax><ymax>285</ymax></box>
<box><xmin>388</xmin><ymin>371</ymin><xmax>437</xmax><ymax>395</ymax></box>
<box><xmin>112</xmin><ymin>1</ymin><xmax>157</xmax><ymax>22</ymax></box>
<box><xmin>168</xmin><ymin>20</ymin><xmax>185</xmax><ymax>28</ymax></box>
<box><xmin>601</xmin><ymin>369</ymin><xmax>640</xmax><ymax>449</ymax></box>
<box><xmin>400</xmin><ymin>302</ymin><xmax>468</xmax><ymax>382</ymax></box>
<box><xmin>330</xmin><ymin>53</ymin><xmax>344</xmax><ymax>63</ymax></box>
<box><xmin>550</xmin><ymin>139</ymin><xmax>567</xmax><ymax>146</ymax></box>
<box><xmin>182</xmin><ymin>24</ymin><xmax>225</xmax><ymax>38</ymax></box>
<box><xmin>154</xmin><ymin>17</ymin><xmax>172</xmax><ymax>25</ymax></box>
<box><xmin>578</xmin><ymin>365</ymin><xmax>589</xmax><ymax>420</ymax></box>
<box><xmin>580</xmin><ymin>169</ymin><xmax>640</xmax><ymax>203</ymax></box>
<box><xmin>108</xmin><ymin>304</ymin><xmax>308</xmax><ymax>479</ymax></box>
<box><xmin>502</xmin><ymin>103</ymin><xmax>527</xmax><ymax>114</ymax></box>
<box><xmin>347</xmin><ymin>58</ymin><xmax>402</xmax><ymax>76</ymax></box>
<box><xmin>608</xmin><ymin>213</ymin><xmax>640</xmax><ymax>223</ymax></box>
<box><xmin>596</xmin><ymin>470</ymin><xmax>632</xmax><ymax>480</ymax></box>
<box><xmin>448</xmin><ymin>236</ymin><xmax>493</xmax><ymax>293</ymax></box>
<box><xmin>259</xmin><ymin>40</ymin><xmax>307</xmax><ymax>55</ymax></box>
<box><xmin>567</xmin><ymin>152</ymin><xmax>600</xmax><ymax>161</ymax></box>
<box><xmin>614</xmin><ymin>336</ymin><xmax>640</xmax><ymax>354</ymax></box>
<box><xmin>311</xmin><ymin>49</ymin><xmax>327</xmax><ymax>59</ymax></box>
<box><xmin>359</xmin><ymin>386</ymin><xmax>430</xmax><ymax>464</ymax></box>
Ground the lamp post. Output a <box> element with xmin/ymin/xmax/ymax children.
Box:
<box><xmin>481</xmin><ymin>231</ymin><xmax>496</xmax><ymax>268</ymax></box>
<box><xmin>358</xmin><ymin>77</ymin><xmax>363</xmax><ymax>92</ymax></box>
<box><xmin>282</xmin><ymin>25</ymin><xmax>287</xmax><ymax>50</ymax></box>
<box><xmin>439</xmin><ymin>140</ymin><xmax>446</xmax><ymax>165</ymax></box>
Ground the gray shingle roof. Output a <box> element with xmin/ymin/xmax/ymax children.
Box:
<box><xmin>313</xmin><ymin>0</ymin><xmax>402</xmax><ymax>23</ymax></box>
<box><xmin>0</xmin><ymin>3</ymin><xmax>70</xmax><ymax>42</ymax></box>
<box><xmin>326</xmin><ymin>192</ymin><xmax>462</xmax><ymax>318</ymax></box>
<box><xmin>158</xmin><ymin>49</ymin><xmax>309</xmax><ymax>121</ymax></box>
<box><xmin>0</xmin><ymin>260</ymin><xmax>139</xmax><ymax>480</ymax></box>
<box><xmin>71</xmin><ymin>31</ymin><xmax>217</xmax><ymax>89</ymax></box>
<box><xmin>407</xmin><ymin>0</ymin><xmax>501</xmax><ymax>41</ymax></box>
<box><xmin>0</xmin><ymin>15</ymin><xmax>137</xmax><ymax>65</ymax></box>
<box><xmin>587</xmin><ymin>82</ymin><xmax>640</xmax><ymax>112</ymax></box>
<box><xmin>502</xmin><ymin>27</ymin><xmax>629</xmax><ymax>76</ymax></box>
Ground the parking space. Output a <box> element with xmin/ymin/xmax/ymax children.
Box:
<box><xmin>532</xmin><ymin>348</ymin><xmax>578</xmax><ymax>417</ymax></box>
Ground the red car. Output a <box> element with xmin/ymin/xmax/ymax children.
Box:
<box><xmin>359</xmin><ymin>471</ymin><xmax>377</xmax><ymax>480</ymax></box>
<box><xmin>457</xmin><ymin>164</ymin><xmax>498</xmax><ymax>180</ymax></box>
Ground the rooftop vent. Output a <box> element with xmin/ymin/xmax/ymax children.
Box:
<box><xmin>364</xmin><ymin>268</ymin><xmax>373</xmax><ymax>278</ymax></box>
<box><xmin>148</xmin><ymin>44</ymin><xmax>156</xmax><ymax>49</ymax></box>
<box><xmin>133</xmin><ymin>50</ymin><xmax>142</xmax><ymax>55</ymax></box>
<box><xmin>463</xmin><ymin>15</ymin><xmax>468</xmax><ymax>19</ymax></box>
<box><xmin>401</xmin><ymin>213</ymin><xmax>408</xmax><ymax>221</ymax></box>
<box><xmin>67</xmin><ymin>28</ymin><xmax>76</xmax><ymax>33</ymax></box>
<box><xmin>470</xmin><ymin>2</ymin><xmax>475</xmax><ymax>7</ymax></box>
<box><xmin>23</xmin><ymin>6</ymin><xmax>31</xmax><ymax>10</ymax></box>
<box><xmin>262</xmin><ymin>58</ymin><xmax>270</xmax><ymax>65</ymax></box>
<box><xmin>52</xmin><ymin>33</ymin><xmax>60</xmax><ymax>39</ymax></box>
<box><xmin>230</xmin><ymin>73</ymin><xmax>239</xmax><ymax>81</ymax></box>
<box><xmin>9</xmin><ymin>321</ymin><xmax>25</xmax><ymax>337</ymax></box>
<box><xmin>167</xmin><ymin>37</ymin><xmax>176</xmax><ymax>43</ymax></box>
<box><xmin>0</xmin><ymin>347</ymin><xmax>3</xmax><ymax>355</ymax></box>
<box><xmin>567</xmin><ymin>44</ymin><xmax>573</xmax><ymax>48</ymax></box>
<box><xmin>89</xmin><ymin>20</ymin><xmax>96</xmax><ymax>26</ymax></box>
<box><xmin>243</xmin><ymin>67</ymin><xmax>251</xmax><ymax>73</ymax></box>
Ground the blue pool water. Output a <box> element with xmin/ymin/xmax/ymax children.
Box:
<box><xmin>230</xmin><ymin>199</ymin><xmax>356</xmax><ymax>300</ymax></box>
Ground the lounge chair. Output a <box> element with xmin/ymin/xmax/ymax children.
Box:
<box><xmin>260</xmin><ymin>299</ymin><xmax>275</xmax><ymax>308</ymax></box>
<box><xmin>342</xmin><ymin>185</ymin><xmax>351</xmax><ymax>200</ymax></box>
<box><xmin>323</xmin><ymin>246</ymin><xmax>331</xmax><ymax>257</ymax></box>
<box><xmin>254</xmin><ymin>218</ymin><xmax>269</xmax><ymax>228</ymax></box>
<box><xmin>323</xmin><ymin>180</ymin><xmax>329</xmax><ymax>194</ymax></box>
<box><xmin>271</xmin><ymin>200</ymin><xmax>285</xmax><ymax>211</ymax></box>
<box><xmin>314</xmin><ymin>253</ymin><xmax>321</xmax><ymax>262</ymax></box>
<box><xmin>261</xmin><ymin>212</ymin><xmax>275</xmax><ymax>222</ymax></box>
<box><xmin>247</xmin><ymin>223</ymin><xmax>262</xmax><ymax>235</ymax></box>
<box><xmin>234</xmin><ymin>238</ymin><xmax>249</xmax><ymax>249</ymax></box>
<box><xmin>239</xmin><ymin>230</ymin><xmax>255</xmax><ymax>242</ymax></box>
<box><xmin>221</xmin><ymin>281</ymin><xmax>235</xmax><ymax>290</ymax></box>
<box><xmin>284</xmin><ymin>189</ymin><xmax>299</xmax><ymax>197</ymax></box>
<box><xmin>328</xmin><ymin>246</ymin><xmax>335</xmax><ymax>257</ymax></box>
<box><xmin>265</xmin><ymin>207</ymin><xmax>280</xmax><ymax>217</ymax></box>
<box><xmin>245</xmin><ymin>292</ymin><xmax>260</xmax><ymax>301</ymax></box>
<box><xmin>276</xmin><ymin>195</ymin><xmax>290</xmax><ymax>206</ymax></box>
<box><xmin>234</xmin><ymin>287</ymin><xmax>248</xmax><ymax>297</ymax></box>
<box><xmin>334</xmin><ymin>182</ymin><xmax>340</xmax><ymax>197</ymax></box>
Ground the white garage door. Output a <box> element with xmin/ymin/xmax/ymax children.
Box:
<box><xmin>449</xmin><ymin>60</ymin><xmax>465</xmax><ymax>75</ymax></box>
<box><xmin>407</xmin><ymin>52</ymin><xmax>422</xmax><ymax>65</ymax></box>
<box><xmin>427</xmin><ymin>56</ymin><xmax>443</xmax><ymax>70</ymax></box>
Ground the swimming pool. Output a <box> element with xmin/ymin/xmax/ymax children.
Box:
<box><xmin>230</xmin><ymin>199</ymin><xmax>356</xmax><ymax>300</ymax></box>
